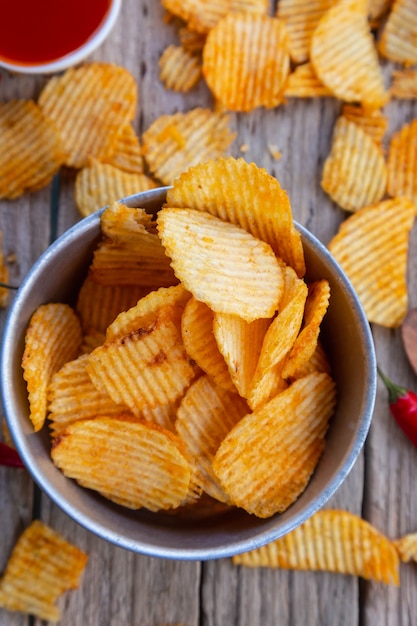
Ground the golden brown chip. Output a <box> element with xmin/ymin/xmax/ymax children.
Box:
<box><xmin>311</xmin><ymin>3</ymin><xmax>388</xmax><ymax>108</ymax></box>
<box><xmin>393</xmin><ymin>531</ymin><xmax>417</xmax><ymax>562</ymax></box>
<box><xmin>80</xmin><ymin>330</ymin><xmax>106</xmax><ymax>354</ymax></box>
<box><xmin>342</xmin><ymin>104</ymin><xmax>388</xmax><ymax>145</ymax></box>
<box><xmin>87</xmin><ymin>305</ymin><xmax>197</xmax><ymax>412</ymax></box>
<box><xmin>288</xmin><ymin>339</ymin><xmax>332</xmax><ymax>381</ymax></box>
<box><xmin>246</xmin><ymin>359</ymin><xmax>289</xmax><ymax>411</ymax></box>
<box><xmin>328</xmin><ymin>197</ymin><xmax>415</xmax><ymax>327</ymax></box>
<box><xmin>162</xmin><ymin>0</ymin><xmax>268</xmax><ymax>34</ymax></box>
<box><xmin>390</xmin><ymin>68</ymin><xmax>417</xmax><ymax>99</ymax></box>
<box><xmin>142</xmin><ymin>107</ymin><xmax>235</xmax><ymax>185</ymax></box>
<box><xmin>283</xmin><ymin>62</ymin><xmax>333</xmax><ymax>98</ymax></box>
<box><xmin>0</xmin><ymin>520</ymin><xmax>88</xmax><ymax>622</ymax></box>
<box><xmin>75</xmin><ymin>159</ymin><xmax>157</xmax><ymax>218</ymax></box>
<box><xmin>386</xmin><ymin>118</ymin><xmax>417</xmax><ymax>209</ymax></box>
<box><xmin>52</xmin><ymin>415</ymin><xmax>199</xmax><ymax>510</ymax></box>
<box><xmin>321</xmin><ymin>116</ymin><xmax>387</xmax><ymax>212</ymax></box>
<box><xmin>0</xmin><ymin>99</ymin><xmax>64</xmax><ymax>200</ymax></box>
<box><xmin>179</xmin><ymin>26</ymin><xmax>207</xmax><ymax>54</ymax></box>
<box><xmin>233</xmin><ymin>509</ymin><xmax>400</xmax><ymax>585</ymax></box>
<box><xmin>203</xmin><ymin>13</ymin><xmax>290</xmax><ymax>111</ymax></box>
<box><xmin>378</xmin><ymin>0</ymin><xmax>417</xmax><ymax>65</ymax></box>
<box><xmin>38</xmin><ymin>62</ymin><xmax>137</xmax><ymax>168</ymax></box>
<box><xmin>157</xmin><ymin>207</ymin><xmax>284</xmax><ymax>322</ymax></box>
<box><xmin>212</xmin><ymin>372</ymin><xmax>336</xmax><ymax>517</ymax></box>
<box><xmin>276</xmin><ymin>0</ymin><xmax>335</xmax><ymax>64</ymax></box>
<box><xmin>159</xmin><ymin>44</ymin><xmax>202</xmax><ymax>92</ymax></box>
<box><xmin>175</xmin><ymin>375</ymin><xmax>249</xmax><ymax>502</ymax></box>
<box><xmin>368</xmin><ymin>0</ymin><xmax>393</xmax><ymax>28</ymax></box>
<box><xmin>101</xmin><ymin>123</ymin><xmax>144</xmax><ymax>174</ymax></box>
<box><xmin>22</xmin><ymin>303</ymin><xmax>83</xmax><ymax>431</ymax></box>
<box><xmin>0</xmin><ymin>230</ymin><xmax>9</xmax><ymax>308</ymax></box>
<box><xmin>165</xmin><ymin>157</ymin><xmax>306</xmax><ymax>277</ymax></box>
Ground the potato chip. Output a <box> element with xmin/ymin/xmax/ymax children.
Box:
<box><xmin>75</xmin><ymin>159</ymin><xmax>157</xmax><ymax>218</ymax></box>
<box><xmin>276</xmin><ymin>0</ymin><xmax>335</xmax><ymax>64</ymax></box>
<box><xmin>142</xmin><ymin>107</ymin><xmax>235</xmax><ymax>185</ymax></box>
<box><xmin>387</xmin><ymin>118</ymin><xmax>417</xmax><ymax>209</ymax></box>
<box><xmin>101</xmin><ymin>123</ymin><xmax>144</xmax><ymax>174</ymax></box>
<box><xmin>311</xmin><ymin>3</ymin><xmax>388</xmax><ymax>108</ymax></box>
<box><xmin>47</xmin><ymin>354</ymin><xmax>129</xmax><ymax>439</ymax></box>
<box><xmin>38</xmin><ymin>62</ymin><xmax>137</xmax><ymax>168</ymax></box>
<box><xmin>52</xmin><ymin>415</ymin><xmax>199</xmax><ymax>510</ymax></box>
<box><xmin>159</xmin><ymin>44</ymin><xmax>202</xmax><ymax>92</ymax></box>
<box><xmin>284</xmin><ymin>62</ymin><xmax>333</xmax><ymax>98</ymax></box>
<box><xmin>203</xmin><ymin>13</ymin><xmax>290</xmax><ymax>111</ymax></box>
<box><xmin>328</xmin><ymin>197</ymin><xmax>415</xmax><ymax>327</ymax></box>
<box><xmin>368</xmin><ymin>0</ymin><xmax>393</xmax><ymax>27</ymax></box>
<box><xmin>90</xmin><ymin>202</ymin><xmax>177</xmax><ymax>288</ymax></box>
<box><xmin>393</xmin><ymin>531</ymin><xmax>417</xmax><ymax>562</ymax></box>
<box><xmin>162</xmin><ymin>0</ymin><xmax>268</xmax><ymax>34</ymax></box>
<box><xmin>0</xmin><ymin>520</ymin><xmax>88</xmax><ymax>622</ymax></box>
<box><xmin>181</xmin><ymin>296</ymin><xmax>235</xmax><ymax>392</ymax></box>
<box><xmin>165</xmin><ymin>157</ymin><xmax>306</xmax><ymax>277</ymax></box>
<box><xmin>179</xmin><ymin>26</ymin><xmax>207</xmax><ymax>54</ymax></box>
<box><xmin>157</xmin><ymin>207</ymin><xmax>284</xmax><ymax>322</ymax></box>
<box><xmin>321</xmin><ymin>116</ymin><xmax>387</xmax><ymax>212</ymax></box>
<box><xmin>141</xmin><ymin>400</ymin><xmax>179</xmax><ymax>432</ymax></box>
<box><xmin>87</xmin><ymin>305</ymin><xmax>197</xmax><ymax>412</ymax></box>
<box><xmin>246</xmin><ymin>359</ymin><xmax>289</xmax><ymax>411</ymax></box>
<box><xmin>22</xmin><ymin>303</ymin><xmax>82</xmax><ymax>431</ymax></box>
<box><xmin>175</xmin><ymin>375</ymin><xmax>249</xmax><ymax>502</ymax></box>
<box><xmin>0</xmin><ymin>230</ymin><xmax>9</xmax><ymax>308</ymax></box>
<box><xmin>0</xmin><ymin>99</ymin><xmax>64</xmax><ymax>200</ymax></box>
<box><xmin>212</xmin><ymin>372</ymin><xmax>336</xmax><ymax>517</ymax></box>
<box><xmin>233</xmin><ymin>509</ymin><xmax>400</xmax><ymax>585</ymax></box>
<box><xmin>390</xmin><ymin>68</ymin><xmax>417</xmax><ymax>99</ymax></box>
<box><xmin>378</xmin><ymin>0</ymin><xmax>417</xmax><ymax>65</ymax></box>
<box><xmin>288</xmin><ymin>339</ymin><xmax>332</xmax><ymax>380</ymax></box>
<box><xmin>342</xmin><ymin>104</ymin><xmax>388</xmax><ymax>145</ymax></box>
<box><xmin>80</xmin><ymin>330</ymin><xmax>106</xmax><ymax>354</ymax></box>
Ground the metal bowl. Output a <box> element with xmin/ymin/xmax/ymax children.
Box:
<box><xmin>1</xmin><ymin>187</ymin><xmax>376</xmax><ymax>560</ymax></box>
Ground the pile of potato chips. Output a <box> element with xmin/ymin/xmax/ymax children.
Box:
<box><xmin>22</xmin><ymin>157</ymin><xmax>336</xmax><ymax>519</ymax></box>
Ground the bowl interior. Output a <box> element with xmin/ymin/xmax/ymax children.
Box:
<box><xmin>1</xmin><ymin>187</ymin><xmax>376</xmax><ymax>560</ymax></box>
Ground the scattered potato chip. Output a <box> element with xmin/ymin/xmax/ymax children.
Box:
<box><xmin>22</xmin><ymin>303</ymin><xmax>82</xmax><ymax>431</ymax></box>
<box><xmin>181</xmin><ymin>296</ymin><xmax>235</xmax><ymax>392</ymax></box>
<box><xmin>165</xmin><ymin>157</ymin><xmax>306</xmax><ymax>277</ymax></box>
<box><xmin>142</xmin><ymin>107</ymin><xmax>235</xmax><ymax>185</ymax></box>
<box><xmin>321</xmin><ymin>116</ymin><xmax>387</xmax><ymax>212</ymax></box>
<box><xmin>159</xmin><ymin>44</ymin><xmax>202</xmax><ymax>92</ymax></box>
<box><xmin>368</xmin><ymin>0</ymin><xmax>393</xmax><ymax>28</ymax></box>
<box><xmin>0</xmin><ymin>99</ymin><xmax>64</xmax><ymax>200</ymax></box>
<box><xmin>328</xmin><ymin>197</ymin><xmax>415</xmax><ymax>327</ymax></box>
<box><xmin>101</xmin><ymin>123</ymin><xmax>144</xmax><ymax>174</ymax></box>
<box><xmin>52</xmin><ymin>415</ymin><xmax>199</xmax><ymax>510</ymax></box>
<box><xmin>0</xmin><ymin>520</ymin><xmax>88</xmax><ymax>622</ymax></box>
<box><xmin>276</xmin><ymin>0</ymin><xmax>335</xmax><ymax>64</ymax></box>
<box><xmin>342</xmin><ymin>104</ymin><xmax>388</xmax><ymax>145</ymax></box>
<box><xmin>157</xmin><ymin>207</ymin><xmax>284</xmax><ymax>322</ymax></box>
<box><xmin>175</xmin><ymin>375</ymin><xmax>249</xmax><ymax>502</ymax></box>
<box><xmin>87</xmin><ymin>305</ymin><xmax>197</xmax><ymax>412</ymax></box>
<box><xmin>212</xmin><ymin>372</ymin><xmax>336</xmax><ymax>517</ymax></box>
<box><xmin>393</xmin><ymin>531</ymin><xmax>417</xmax><ymax>562</ymax></box>
<box><xmin>233</xmin><ymin>509</ymin><xmax>400</xmax><ymax>585</ymax></box>
<box><xmin>378</xmin><ymin>0</ymin><xmax>417</xmax><ymax>65</ymax></box>
<box><xmin>162</xmin><ymin>0</ymin><xmax>268</xmax><ymax>34</ymax></box>
<box><xmin>390</xmin><ymin>68</ymin><xmax>417</xmax><ymax>99</ymax></box>
<box><xmin>75</xmin><ymin>159</ymin><xmax>157</xmax><ymax>218</ymax></box>
<box><xmin>38</xmin><ymin>62</ymin><xmax>137</xmax><ymax>168</ymax></box>
<box><xmin>0</xmin><ymin>230</ymin><xmax>9</xmax><ymax>308</ymax></box>
<box><xmin>386</xmin><ymin>118</ymin><xmax>417</xmax><ymax>209</ymax></box>
<box><xmin>179</xmin><ymin>26</ymin><xmax>207</xmax><ymax>53</ymax></box>
<box><xmin>311</xmin><ymin>3</ymin><xmax>388</xmax><ymax>108</ymax></box>
<box><xmin>284</xmin><ymin>62</ymin><xmax>333</xmax><ymax>98</ymax></box>
<box><xmin>203</xmin><ymin>13</ymin><xmax>290</xmax><ymax>111</ymax></box>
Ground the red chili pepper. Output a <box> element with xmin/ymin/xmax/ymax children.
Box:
<box><xmin>378</xmin><ymin>367</ymin><xmax>417</xmax><ymax>449</ymax></box>
<box><xmin>0</xmin><ymin>441</ymin><xmax>24</xmax><ymax>468</ymax></box>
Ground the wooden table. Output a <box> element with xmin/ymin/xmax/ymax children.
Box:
<box><xmin>1</xmin><ymin>2</ymin><xmax>417</xmax><ymax>624</ymax></box>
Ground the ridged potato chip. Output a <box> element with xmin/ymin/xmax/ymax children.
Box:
<box><xmin>162</xmin><ymin>0</ymin><xmax>268</xmax><ymax>34</ymax></box>
<box><xmin>203</xmin><ymin>13</ymin><xmax>290</xmax><ymax>111</ymax></box>
<box><xmin>157</xmin><ymin>207</ymin><xmax>284</xmax><ymax>322</ymax></box>
<box><xmin>246</xmin><ymin>359</ymin><xmax>289</xmax><ymax>411</ymax></box>
<box><xmin>342</xmin><ymin>104</ymin><xmax>388</xmax><ymax>145</ymax></box>
<box><xmin>390</xmin><ymin>69</ymin><xmax>417</xmax><ymax>99</ymax></box>
<box><xmin>378</xmin><ymin>0</ymin><xmax>417</xmax><ymax>65</ymax></box>
<box><xmin>175</xmin><ymin>375</ymin><xmax>249</xmax><ymax>502</ymax></box>
<box><xmin>393</xmin><ymin>531</ymin><xmax>417</xmax><ymax>563</ymax></box>
<box><xmin>159</xmin><ymin>44</ymin><xmax>202</xmax><ymax>92</ymax></box>
<box><xmin>321</xmin><ymin>116</ymin><xmax>387</xmax><ymax>212</ymax></box>
<box><xmin>212</xmin><ymin>372</ymin><xmax>336</xmax><ymax>517</ymax></box>
<box><xmin>0</xmin><ymin>520</ymin><xmax>88</xmax><ymax>622</ymax></box>
<box><xmin>284</xmin><ymin>63</ymin><xmax>333</xmax><ymax>98</ymax></box>
<box><xmin>328</xmin><ymin>197</ymin><xmax>415</xmax><ymax>327</ymax></box>
<box><xmin>0</xmin><ymin>99</ymin><xmax>64</xmax><ymax>200</ymax></box>
<box><xmin>22</xmin><ymin>303</ymin><xmax>82</xmax><ymax>431</ymax></box>
<box><xmin>165</xmin><ymin>157</ymin><xmax>306</xmax><ymax>277</ymax></box>
<box><xmin>38</xmin><ymin>62</ymin><xmax>137</xmax><ymax>168</ymax></box>
<box><xmin>387</xmin><ymin>118</ymin><xmax>417</xmax><ymax>209</ymax></box>
<box><xmin>311</xmin><ymin>3</ymin><xmax>388</xmax><ymax>108</ymax></box>
<box><xmin>368</xmin><ymin>0</ymin><xmax>393</xmax><ymax>27</ymax></box>
<box><xmin>75</xmin><ymin>159</ymin><xmax>157</xmax><ymax>218</ymax></box>
<box><xmin>52</xmin><ymin>415</ymin><xmax>199</xmax><ymax>510</ymax></box>
<box><xmin>179</xmin><ymin>26</ymin><xmax>207</xmax><ymax>53</ymax></box>
<box><xmin>142</xmin><ymin>108</ymin><xmax>235</xmax><ymax>185</ymax></box>
<box><xmin>289</xmin><ymin>339</ymin><xmax>332</xmax><ymax>380</ymax></box>
<box><xmin>101</xmin><ymin>123</ymin><xmax>144</xmax><ymax>174</ymax></box>
<box><xmin>233</xmin><ymin>509</ymin><xmax>400</xmax><ymax>585</ymax></box>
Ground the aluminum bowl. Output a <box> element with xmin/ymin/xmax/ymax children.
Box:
<box><xmin>1</xmin><ymin>187</ymin><xmax>376</xmax><ymax>560</ymax></box>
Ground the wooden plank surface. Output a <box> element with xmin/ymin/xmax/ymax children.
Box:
<box><xmin>1</xmin><ymin>1</ymin><xmax>416</xmax><ymax>625</ymax></box>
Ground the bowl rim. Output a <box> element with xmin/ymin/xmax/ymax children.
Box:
<box><xmin>0</xmin><ymin>187</ymin><xmax>377</xmax><ymax>560</ymax></box>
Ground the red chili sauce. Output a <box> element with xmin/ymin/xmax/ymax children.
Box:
<box><xmin>0</xmin><ymin>0</ymin><xmax>112</xmax><ymax>66</ymax></box>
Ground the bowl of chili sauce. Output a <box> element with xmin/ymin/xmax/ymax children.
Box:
<box><xmin>0</xmin><ymin>0</ymin><xmax>121</xmax><ymax>74</ymax></box>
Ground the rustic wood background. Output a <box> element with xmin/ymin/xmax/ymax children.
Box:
<box><xmin>1</xmin><ymin>1</ymin><xmax>417</xmax><ymax>624</ymax></box>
